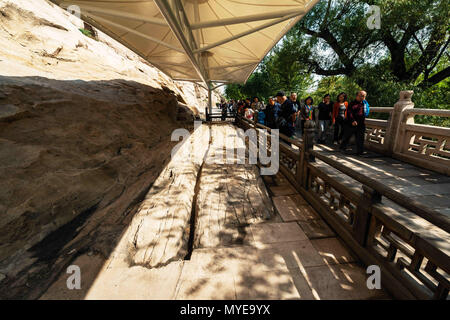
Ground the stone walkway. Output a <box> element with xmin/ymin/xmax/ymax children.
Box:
<box><xmin>315</xmin><ymin>144</ymin><xmax>450</xmax><ymax>219</ymax></box>
<box><xmin>41</xmin><ymin>124</ymin><xmax>389</xmax><ymax>300</ymax></box>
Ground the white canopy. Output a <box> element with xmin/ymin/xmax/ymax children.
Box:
<box><xmin>53</xmin><ymin>0</ymin><xmax>319</xmax><ymax>86</ymax></box>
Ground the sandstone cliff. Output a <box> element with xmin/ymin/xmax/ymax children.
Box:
<box><xmin>0</xmin><ymin>0</ymin><xmax>220</xmax><ymax>298</ymax></box>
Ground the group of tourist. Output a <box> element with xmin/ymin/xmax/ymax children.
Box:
<box><xmin>220</xmin><ymin>90</ymin><xmax>370</xmax><ymax>156</ymax></box>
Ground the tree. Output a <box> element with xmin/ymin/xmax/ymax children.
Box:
<box><xmin>224</xmin><ymin>47</ymin><xmax>313</xmax><ymax>101</ymax></box>
<box><xmin>224</xmin><ymin>83</ymin><xmax>245</xmax><ymax>101</ymax></box>
<box><xmin>291</xmin><ymin>0</ymin><xmax>449</xmax><ymax>88</ymax></box>
<box><xmin>313</xmin><ymin>75</ymin><xmax>361</xmax><ymax>103</ymax></box>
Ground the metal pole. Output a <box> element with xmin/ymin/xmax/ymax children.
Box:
<box><xmin>208</xmin><ymin>82</ymin><xmax>212</xmax><ymax>115</ymax></box>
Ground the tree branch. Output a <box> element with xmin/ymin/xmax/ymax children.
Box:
<box><xmin>427</xmin><ymin>36</ymin><xmax>450</xmax><ymax>74</ymax></box>
<box><xmin>308</xmin><ymin>60</ymin><xmax>348</xmax><ymax>76</ymax></box>
<box><xmin>409</xmin><ymin>13</ymin><xmax>448</xmax><ymax>81</ymax></box>
<box><xmin>320</xmin><ymin>0</ymin><xmax>333</xmax><ymax>31</ymax></box>
<box><xmin>399</xmin><ymin>24</ymin><xmax>420</xmax><ymax>49</ymax></box>
<box><xmin>412</xmin><ymin>33</ymin><xmax>425</xmax><ymax>54</ymax></box>
<box><xmin>418</xmin><ymin>66</ymin><xmax>450</xmax><ymax>89</ymax></box>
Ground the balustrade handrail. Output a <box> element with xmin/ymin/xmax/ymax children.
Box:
<box><xmin>237</xmin><ymin>115</ymin><xmax>303</xmax><ymax>149</ymax></box>
<box><xmin>309</xmin><ymin>149</ymin><xmax>450</xmax><ymax>233</ymax></box>
<box><xmin>205</xmin><ymin>106</ymin><xmax>237</xmax><ymax>121</ymax></box>
<box><xmin>403</xmin><ymin>123</ymin><xmax>450</xmax><ymax>136</ymax></box>
<box><xmin>403</xmin><ymin>108</ymin><xmax>450</xmax><ymax>117</ymax></box>
<box><xmin>234</xmin><ymin>105</ymin><xmax>449</xmax><ymax>299</ymax></box>
<box><xmin>369</xmin><ymin>107</ymin><xmax>394</xmax><ymax>113</ymax></box>
<box><xmin>365</xmin><ymin>118</ymin><xmax>389</xmax><ymax>125</ymax></box>
<box><xmin>237</xmin><ymin>114</ymin><xmax>447</xmax><ymax>231</ymax></box>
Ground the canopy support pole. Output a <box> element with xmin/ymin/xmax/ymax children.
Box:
<box><xmin>154</xmin><ymin>0</ymin><xmax>208</xmax><ymax>84</ymax></box>
<box><xmin>208</xmin><ymin>81</ymin><xmax>213</xmax><ymax>115</ymax></box>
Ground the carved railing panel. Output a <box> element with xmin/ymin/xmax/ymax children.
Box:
<box><xmin>404</xmin><ymin>129</ymin><xmax>450</xmax><ymax>162</ymax></box>
<box><xmin>394</xmin><ymin>108</ymin><xmax>450</xmax><ymax>174</ymax></box>
<box><xmin>368</xmin><ymin>208</ymin><xmax>450</xmax><ymax>299</ymax></box>
<box><xmin>365</xmin><ymin>108</ymin><xmax>392</xmax><ymax>154</ymax></box>
<box><xmin>280</xmin><ymin>149</ymin><xmax>297</xmax><ymax>177</ymax></box>
<box><xmin>365</xmin><ymin>122</ymin><xmax>387</xmax><ymax>145</ymax></box>
<box><xmin>235</xmin><ymin>107</ymin><xmax>450</xmax><ymax>300</ymax></box>
<box><xmin>307</xmin><ymin>165</ymin><xmax>359</xmax><ymax>232</ymax></box>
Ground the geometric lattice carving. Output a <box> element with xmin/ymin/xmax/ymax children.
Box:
<box><xmin>310</xmin><ymin>175</ymin><xmax>357</xmax><ymax>228</ymax></box>
<box><xmin>280</xmin><ymin>152</ymin><xmax>297</xmax><ymax>175</ymax></box>
<box><xmin>365</xmin><ymin>126</ymin><xmax>386</xmax><ymax>145</ymax></box>
<box><xmin>369</xmin><ymin>221</ymin><xmax>450</xmax><ymax>300</ymax></box>
<box><xmin>406</xmin><ymin>131</ymin><xmax>450</xmax><ymax>161</ymax></box>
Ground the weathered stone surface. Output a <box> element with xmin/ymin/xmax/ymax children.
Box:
<box><xmin>256</xmin><ymin>240</ymin><xmax>325</xmax><ymax>269</ymax></box>
<box><xmin>235</xmin><ymin>268</ymin><xmax>300</xmax><ymax>300</ymax></box>
<box><xmin>311</xmin><ymin>238</ymin><xmax>356</xmax><ymax>265</ymax></box>
<box><xmin>85</xmin><ymin>262</ymin><xmax>185</xmax><ymax>300</ymax></box>
<box><xmin>0</xmin><ymin>0</ymin><xmax>221</xmax><ymax>299</ymax></box>
<box><xmin>193</xmin><ymin>125</ymin><xmax>274</xmax><ymax>249</ymax></box>
<box><xmin>175</xmin><ymin>272</ymin><xmax>237</xmax><ymax>300</ymax></box>
<box><xmin>40</xmin><ymin>124</ymin><xmax>281</xmax><ymax>300</ymax></box>
<box><xmin>251</xmin><ymin>222</ymin><xmax>308</xmax><ymax>245</ymax></box>
<box><xmin>0</xmin><ymin>104</ymin><xmax>21</xmax><ymax>120</ymax></box>
<box><xmin>123</xmin><ymin>125</ymin><xmax>210</xmax><ymax>268</ymax></box>
<box><xmin>273</xmin><ymin>196</ymin><xmax>314</xmax><ymax>222</ymax></box>
<box><xmin>39</xmin><ymin>254</ymin><xmax>106</xmax><ymax>300</ymax></box>
<box><xmin>294</xmin><ymin>263</ymin><xmax>389</xmax><ymax>300</ymax></box>
<box><xmin>298</xmin><ymin>219</ymin><xmax>336</xmax><ymax>239</ymax></box>
<box><xmin>269</xmin><ymin>185</ymin><xmax>297</xmax><ymax>196</ymax></box>
<box><xmin>289</xmin><ymin>268</ymin><xmax>317</xmax><ymax>300</ymax></box>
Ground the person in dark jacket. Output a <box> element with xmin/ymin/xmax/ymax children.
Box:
<box><xmin>340</xmin><ymin>91</ymin><xmax>367</xmax><ymax>155</ymax></box>
<box><xmin>317</xmin><ymin>94</ymin><xmax>333</xmax><ymax>143</ymax></box>
<box><xmin>264</xmin><ymin>97</ymin><xmax>281</xmax><ymax>129</ymax></box>
<box><xmin>221</xmin><ymin>103</ymin><xmax>228</xmax><ymax>121</ymax></box>
<box><xmin>237</xmin><ymin>101</ymin><xmax>245</xmax><ymax>116</ymax></box>
<box><xmin>290</xmin><ymin>92</ymin><xmax>300</xmax><ymax>112</ymax></box>
<box><xmin>276</xmin><ymin>91</ymin><xmax>296</xmax><ymax>138</ymax></box>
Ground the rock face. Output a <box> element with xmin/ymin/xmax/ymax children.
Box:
<box><xmin>0</xmin><ymin>0</ymin><xmax>220</xmax><ymax>298</ymax></box>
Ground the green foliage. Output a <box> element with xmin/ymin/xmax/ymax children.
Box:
<box><xmin>79</xmin><ymin>28</ymin><xmax>94</xmax><ymax>39</ymax></box>
<box><xmin>224</xmin><ymin>83</ymin><xmax>245</xmax><ymax>101</ymax></box>
<box><xmin>312</xmin><ymin>76</ymin><xmax>361</xmax><ymax>104</ymax></box>
<box><xmin>225</xmin><ymin>0</ymin><xmax>449</xmax><ymax>126</ymax></box>
<box><xmin>290</xmin><ymin>0</ymin><xmax>449</xmax><ymax>85</ymax></box>
<box><xmin>224</xmin><ymin>47</ymin><xmax>313</xmax><ymax>102</ymax></box>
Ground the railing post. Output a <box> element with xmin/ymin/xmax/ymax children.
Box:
<box><xmin>353</xmin><ymin>185</ymin><xmax>381</xmax><ymax>246</ymax></box>
<box><xmin>384</xmin><ymin>91</ymin><xmax>415</xmax><ymax>156</ymax></box>
<box><xmin>205</xmin><ymin>107</ymin><xmax>210</xmax><ymax>122</ymax></box>
<box><xmin>304</xmin><ymin>120</ymin><xmax>316</xmax><ymax>162</ymax></box>
<box><xmin>301</xmin><ymin>120</ymin><xmax>316</xmax><ymax>189</ymax></box>
<box><xmin>208</xmin><ymin>83</ymin><xmax>213</xmax><ymax>115</ymax></box>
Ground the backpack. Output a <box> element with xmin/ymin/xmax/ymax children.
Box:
<box><xmin>258</xmin><ymin>111</ymin><xmax>265</xmax><ymax>125</ymax></box>
<box><xmin>363</xmin><ymin>100</ymin><xmax>370</xmax><ymax>117</ymax></box>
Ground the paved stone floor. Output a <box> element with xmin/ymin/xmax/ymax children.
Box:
<box><xmin>41</xmin><ymin>124</ymin><xmax>389</xmax><ymax>300</ymax></box>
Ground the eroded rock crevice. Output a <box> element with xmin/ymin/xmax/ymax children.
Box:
<box><xmin>0</xmin><ymin>0</ymin><xmax>223</xmax><ymax>299</ymax></box>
